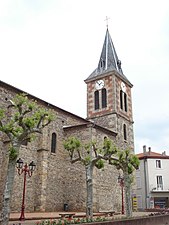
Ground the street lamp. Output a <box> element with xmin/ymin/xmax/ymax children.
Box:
<box><xmin>118</xmin><ymin>174</ymin><xmax>124</xmax><ymax>215</ymax></box>
<box><xmin>16</xmin><ymin>158</ymin><xmax>36</xmax><ymax>221</ymax></box>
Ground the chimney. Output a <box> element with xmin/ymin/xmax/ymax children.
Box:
<box><xmin>148</xmin><ymin>147</ymin><xmax>151</xmax><ymax>154</ymax></box>
<box><xmin>143</xmin><ymin>145</ymin><xmax>146</xmax><ymax>154</ymax></box>
<box><xmin>162</xmin><ymin>151</ymin><xmax>166</xmax><ymax>156</ymax></box>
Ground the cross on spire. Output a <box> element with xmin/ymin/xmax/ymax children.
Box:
<box><xmin>104</xmin><ymin>16</ymin><xmax>110</xmax><ymax>28</ymax></box>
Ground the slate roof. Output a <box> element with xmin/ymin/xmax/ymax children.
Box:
<box><xmin>0</xmin><ymin>80</ymin><xmax>117</xmax><ymax>137</ymax></box>
<box><xmin>63</xmin><ymin>122</ymin><xmax>117</xmax><ymax>137</ymax></box>
<box><xmin>85</xmin><ymin>28</ymin><xmax>131</xmax><ymax>84</ymax></box>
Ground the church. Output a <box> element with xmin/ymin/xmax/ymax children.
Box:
<box><xmin>0</xmin><ymin>28</ymin><xmax>134</xmax><ymax>213</ymax></box>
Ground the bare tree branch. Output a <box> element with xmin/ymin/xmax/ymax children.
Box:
<box><xmin>71</xmin><ymin>157</ymin><xmax>82</xmax><ymax>164</ymax></box>
<box><xmin>92</xmin><ymin>143</ymin><xmax>98</xmax><ymax>158</ymax></box>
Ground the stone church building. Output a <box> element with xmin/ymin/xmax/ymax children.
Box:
<box><xmin>0</xmin><ymin>28</ymin><xmax>134</xmax><ymax>213</ymax></box>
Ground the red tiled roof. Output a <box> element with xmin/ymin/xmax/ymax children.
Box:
<box><xmin>136</xmin><ymin>151</ymin><xmax>169</xmax><ymax>160</ymax></box>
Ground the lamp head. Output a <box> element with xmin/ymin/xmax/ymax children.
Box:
<box><xmin>29</xmin><ymin>161</ymin><xmax>36</xmax><ymax>172</ymax></box>
<box><xmin>16</xmin><ymin>158</ymin><xmax>23</xmax><ymax>169</ymax></box>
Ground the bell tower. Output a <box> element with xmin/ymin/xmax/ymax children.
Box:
<box><xmin>85</xmin><ymin>28</ymin><xmax>134</xmax><ymax>149</ymax></box>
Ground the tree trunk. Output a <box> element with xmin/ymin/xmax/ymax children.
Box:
<box><xmin>124</xmin><ymin>172</ymin><xmax>132</xmax><ymax>218</ymax></box>
<box><xmin>1</xmin><ymin>142</ymin><xmax>20</xmax><ymax>225</ymax></box>
<box><xmin>85</xmin><ymin>164</ymin><xmax>94</xmax><ymax>219</ymax></box>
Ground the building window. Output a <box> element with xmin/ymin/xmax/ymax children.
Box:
<box><xmin>157</xmin><ymin>176</ymin><xmax>163</xmax><ymax>190</ymax></box>
<box><xmin>120</xmin><ymin>90</ymin><xmax>123</xmax><ymax>110</ymax></box>
<box><xmin>156</xmin><ymin>160</ymin><xmax>161</xmax><ymax>168</ymax></box>
<box><xmin>102</xmin><ymin>88</ymin><xmax>107</xmax><ymax>108</ymax></box>
<box><xmin>136</xmin><ymin>176</ymin><xmax>141</xmax><ymax>188</ymax></box>
<box><xmin>124</xmin><ymin>93</ymin><xmax>127</xmax><ymax>112</ymax></box>
<box><xmin>123</xmin><ymin>124</ymin><xmax>127</xmax><ymax>141</ymax></box>
<box><xmin>100</xmin><ymin>58</ymin><xmax>105</xmax><ymax>68</ymax></box>
<box><xmin>51</xmin><ymin>132</ymin><xmax>57</xmax><ymax>153</ymax></box>
<box><xmin>94</xmin><ymin>90</ymin><xmax>100</xmax><ymax>110</ymax></box>
<box><xmin>120</xmin><ymin>90</ymin><xmax>128</xmax><ymax>112</ymax></box>
<box><xmin>94</xmin><ymin>89</ymin><xmax>107</xmax><ymax>110</ymax></box>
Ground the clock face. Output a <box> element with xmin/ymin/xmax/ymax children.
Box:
<box><xmin>95</xmin><ymin>80</ymin><xmax>105</xmax><ymax>90</ymax></box>
<box><xmin>121</xmin><ymin>82</ymin><xmax>126</xmax><ymax>92</ymax></box>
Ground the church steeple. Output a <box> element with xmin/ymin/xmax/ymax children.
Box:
<box><xmin>85</xmin><ymin>28</ymin><xmax>130</xmax><ymax>83</ymax></box>
<box><xmin>85</xmin><ymin>28</ymin><xmax>134</xmax><ymax>150</ymax></box>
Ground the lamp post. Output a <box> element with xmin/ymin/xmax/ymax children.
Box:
<box><xmin>16</xmin><ymin>158</ymin><xmax>36</xmax><ymax>221</ymax></box>
<box><xmin>118</xmin><ymin>174</ymin><xmax>124</xmax><ymax>215</ymax></box>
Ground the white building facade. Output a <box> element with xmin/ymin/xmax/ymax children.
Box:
<box><xmin>135</xmin><ymin>146</ymin><xmax>169</xmax><ymax>210</ymax></box>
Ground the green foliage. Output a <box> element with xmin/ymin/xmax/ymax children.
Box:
<box><xmin>63</xmin><ymin>137</ymin><xmax>118</xmax><ymax>169</ymax></box>
<box><xmin>129</xmin><ymin>154</ymin><xmax>140</xmax><ymax>170</ymax></box>
<box><xmin>110</xmin><ymin>148</ymin><xmax>140</xmax><ymax>175</ymax></box>
<box><xmin>84</xmin><ymin>143</ymin><xmax>91</xmax><ymax>154</ymax></box>
<box><xmin>84</xmin><ymin>155</ymin><xmax>91</xmax><ymax>165</ymax></box>
<box><xmin>63</xmin><ymin>137</ymin><xmax>81</xmax><ymax>151</ymax></box>
<box><xmin>95</xmin><ymin>159</ymin><xmax>104</xmax><ymax>169</ymax></box>
<box><xmin>23</xmin><ymin>117</ymin><xmax>37</xmax><ymax>129</ymax></box>
<box><xmin>29</xmin><ymin>133</ymin><xmax>36</xmax><ymax>142</ymax></box>
<box><xmin>9</xmin><ymin>146</ymin><xmax>18</xmax><ymax>160</ymax></box>
<box><xmin>0</xmin><ymin>93</ymin><xmax>54</xmax><ymax>139</ymax></box>
<box><xmin>0</xmin><ymin>93</ymin><xmax>54</xmax><ymax>162</ymax></box>
<box><xmin>13</xmin><ymin>93</ymin><xmax>28</xmax><ymax>106</ymax></box>
<box><xmin>63</xmin><ymin>137</ymin><xmax>81</xmax><ymax>161</ymax></box>
<box><xmin>103</xmin><ymin>138</ymin><xmax>118</xmax><ymax>155</ymax></box>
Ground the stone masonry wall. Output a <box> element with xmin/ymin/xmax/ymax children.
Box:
<box><xmin>0</xmin><ymin>82</ymin><xmax>88</xmax><ymax>212</ymax></box>
<box><xmin>0</xmin><ymin>81</ymin><xmax>125</xmax><ymax>214</ymax></box>
<box><xmin>64</xmin><ymin>124</ymin><xmax>121</xmax><ymax>213</ymax></box>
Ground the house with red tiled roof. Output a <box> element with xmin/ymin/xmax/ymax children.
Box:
<box><xmin>135</xmin><ymin>145</ymin><xmax>169</xmax><ymax>210</ymax></box>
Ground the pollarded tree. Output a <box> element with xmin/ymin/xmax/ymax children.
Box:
<box><xmin>63</xmin><ymin>136</ymin><xmax>117</xmax><ymax>219</ymax></box>
<box><xmin>0</xmin><ymin>93</ymin><xmax>54</xmax><ymax>225</ymax></box>
<box><xmin>109</xmin><ymin>148</ymin><xmax>140</xmax><ymax>218</ymax></box>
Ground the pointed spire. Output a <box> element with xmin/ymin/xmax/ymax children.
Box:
<box><xmin>86</xmin><ymin>28</ymin><xmax>129</xmax><ymax>82</ymax></box>
<box><xmin>97</xmin><ymin>28</ymin><xmax>123</xmax><ymax>74</ymax></box>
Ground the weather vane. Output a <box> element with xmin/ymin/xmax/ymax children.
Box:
<box><xmin>105</xmin><ymin>16</ymin><xmax>110</xmax><ymax>28</ymax></box>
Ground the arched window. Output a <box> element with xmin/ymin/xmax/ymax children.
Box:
<box><xmin>120</xmin><ymin>90</ymin><xmax>128</xmax><ymax>112</ymax></box>
<box><xmin>100</xmin><ymin>58</ymin><xmax>105</xmax><ymax>68</ymax></box>
<box><xmin>124</xmin><ymin>93</ymin><xmax>127</xmax><ymax>112</ymax></box>
<box><xmin>123</xmin><ymin>124</ymin><xmax>127</xmax><ymax>141</ymax></box>
<box><xmin>51</xmin><ymin>132</ymin><xmax>57</xmax><ymax>153</ymax></box>
<box><xmin>102</xmin><ymin>88</ymin><xmax>107</xmax><ymax>108</ymax></box>
<box><xmin>120</xmin><ymin>90</ymin><xmax>123</xmax><ymax>110</ymax></box>
<box><xmin>94</xmin><ymin>90</ymin><xmax>99</xmax><ymax>110</ymax></box>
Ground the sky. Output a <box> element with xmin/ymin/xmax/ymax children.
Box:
<box><xmin>0</xmin><ymin>0</ymin><xmax>169</xmax><ymax>154</ymax></box>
